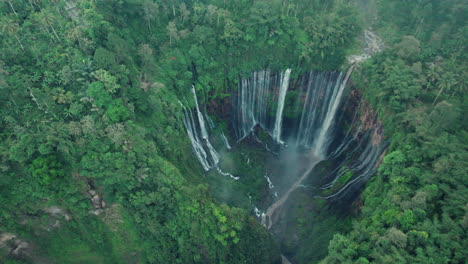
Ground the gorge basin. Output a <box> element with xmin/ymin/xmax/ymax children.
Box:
<box><xmin>262</xmin><ymin>149</ymin><xmax>321</xmax><ymax>230</ymax></box>
<box><xmin>182</xmin><ymin>68</ymin><xmax>386</xmax><ymax>263</ymax></box>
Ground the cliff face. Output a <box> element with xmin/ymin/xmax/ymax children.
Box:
<box><xmin>345</xmin><ymin>87</ymin><xmax>385</xmax><ymax>147</ymax></box>
<box><xmin>263</xmin><ymin>83</ymin><xmax>388</xmax><ymax>264</ymax></box>
<box><xmin>207</xmin><ymin>96</ymin><xmax>231</xmax><ymax>121</ymax></box>
<box><xmin>201</xmin><ymin>70</ymin><xmax>387</xmax><ymax>207</ymax></box>
<box><xmin>318</xmin><ymin>83</ymin><xmax>387</xmax><ymax>204</ymax></box>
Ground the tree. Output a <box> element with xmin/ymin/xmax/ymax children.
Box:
<box><xmin>206</xmin><ymin>4</ymin><xmax>218</xmax><ymax>24</ymax></box>
<box><xmin>222</xmin><ymin>18</ymin><xmax>243</xmax><ymax>45</ymax></box>
<box><xmin>424</xmin><ymin>63</ymin><xmax>441</xmax><ymax>93</ymax></box>
<box><xmin>428</xmin><ymin>101</ymin><xmax>460</xmax><ymax>133</ymax></box>
<box><xmin>216</xmin><ymin>8</ymin><xmax>229</xmax><ymax>27</ymax></box>
<box><xmin>31</xmin><ymin>155</ymin><xmax>64</xmax><ymax>185</ymax></box>
<box><xmin>142</xmin><ymin>1</ymin><xmax>158</xmax><ymax>33</ymax></box>
<box><xmin>93</xmin><ymin>48</ymin><xmax>116</xmax><ymax>70</ymax></box>
<box><xmin>1</xmin><ymin>0</ymin><xmax>18</xmax><ymax>16</ymax></box>
<box><xmin>37</xmin><ymin>9</ymin><xmax>60</xmax><ymax>41</ymax></box>
<box><xmin>94</xmin><ymin>69</ymin><xmax>120</xmax><ymax>94</ymax></box>
<box><xmin>322</xmin><ymin>234</ymin><xmax>358</xmax><ymax>263</ymax></box>
<box><xmin>378</xmin><ymin>59</ymin><xmax>421</xmax><ymax>111</ymax></box>
<box><xmin>67</xmin><ymin>25</ymin><xmax>84</xmax><ymax>47</ymax></box>
<box><xmin>0</xmin><ymin>16</ymin><xmax>24</xmax><ymax>51</ymax></box>
<box><xmin>167</xmin><ymin>21</ymin><xmax>178</xmax><ymax>45</ymax></box>
<box><xmin>433</xmin><ymin>72</ymin><xmax>458</xmax><ymax>105</ymax></box>
<box><xmin>386</xmin><ymin>227</ymin><xmax>407</xmax><ymax>248</ymax></box>
<box><xmin>179</xmin><ymin>3</ymin><xmax>190</xmax><ymax>24</ymax></box>
<box><xmin>86</xmin><ymin>81</ymin><xmax>112</xmax><ymax>108</ymax></box>
<box><xmin>138</xmin><ymin>44</ymin><xmax>156</xmax><ymax>78</ymax></box>
<box><xmin>396</xmin><ymin>36</ymin><xmax>421</xmax><ymax>61</ymax></box>
<box><xmin>52</xmin><ymin>88</ymin><xmax>73</xmax><ymax>104</ymax></box>
<box><xmin>106</xmin><ymin>99</ymin><xmax>129</xmax><ymax>123</ymax></box>
<box><xmin>379</xmin><ymin>150</ymin><xmax>407</xmax><ymax>178</ymax></box>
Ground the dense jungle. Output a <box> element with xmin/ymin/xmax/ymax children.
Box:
<box><xmin>0</xmin><ymin>0</ymin><xmax>466</xmax><ymax>263</ymax></box>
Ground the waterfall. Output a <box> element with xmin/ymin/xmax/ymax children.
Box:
<box><xmin>232</xmin><ymin>69</ymin><xmax>351</xmax><ymax>154</ymax></box>
<box><xmin>272</xmin><ymin>69</ymin><xmax>291</xmax><ymax>143</ymax></box>
<box><xmin>192</xmin><ymin>86</ymin><xmax>219</xmax><ymax>165</ymax></box>
<box><xmin>192</xmin><ymin>85</ymin><xmax>208</xmax><ymax>139</ymax></box>
<box><xmin>182</xmin><ymin>107</ymin><xmax>211</xmax><ymax>171</ymax></box>
<box><xmin>181</xmin><ymin>86</ymin><xmax>220</xmax><ymax>171</ymax></box>
<box><xmin>206</xmin><ymin>114</ymin><xmax>215</xmax><ymax>129</ymax></box>
<box><xmin>220</xmin><ymin>131</ymin><xmax>232</xmax><ymax>149</ymax></box>
<box><xmin>206</xmin><ymin>140</ymin><xmax>219</xmax><ymax>165</ymax></box>
<box><xmin>181</xmin><ymin>65</ymin><xmax>385</xmax><ymax>205</ymax></box>
<box><xmin>313</xmin><ymin>65</ymin><xmax>356</xmax><ymax>157</ymax></box>
<box><xmin>234</xmin><ymin>70</ymin><xmax>271</xmax><ymax>141</ymax></box>
<box><xmin>182</xmin><ymin>86</ymin><xmax>241</xmax><ymax>180</ymax></box>
<box><xmin>228</xmin><ymin>66</ymin><xmax>387</xmax><ymax>205</ymax></box>
<box><xmin>295</xmin><ymin>71</ymin><xmax>343</xmax><ymax>148</ymax></box>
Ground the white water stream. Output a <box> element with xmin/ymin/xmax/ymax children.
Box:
<box><xmin>273</xmin><ymin>69</ymin><xmax>292</xmax><ymax>143</ymax></box>
<box><xmin>313</xmin><ymin>65</ymin><xmax>356</xmax><ymax>157</ymax></box>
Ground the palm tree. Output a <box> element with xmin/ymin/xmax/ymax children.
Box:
<box><xmin>143</xmin><ymin>1</ymin><xmax>158</xmax><ymax>33</ymax></box>
<box><xmin>179</xmin><ymin>3</ymin><xmax>190</xmax><ymax>25</ymax></box>
<box><xmin>67</xmin><ymin>25</ymin><xmax>83</xmax><ymax>46</ymax></box>
<box><xmin>0</xmin><ymin>16</ymin><xmax>24</xmax><ymax>51</ymax></box>
<box><xmin>1</xmin><ymin>0</ymin><xmax>18</xmax><ymax>16</ymax></box>
<box><xmin>167</xmin><ymin>21</ymin><xmax>178</xmax><ymax>45</ymax></box>
<box><xmin>74</xmin><ymin>59</ymin><xmax>94</xmax><ymax>83</ymax></box>
<box><xmin>217</xmin><ymin>8</ymin><xmax>229</xmax><ymax>27</ymax></box>
<box><xmin>423</xmin><ymin>63</ymin><xmax>441</xmax><ymax>94</ymax></box>
<box><xmin>452</xmin><ymin>72</ymin><xmax>466</xmax><ymax>97</ymax></box>
<box><xmin>38</xmin><ymin>9</ymin><xmax>60</xmax><ymax>41</ymax></box>
<box><xmin>433</xmin><ymin>72</ymin><xmax>458</xmax><ymax>105</ymax></box>
<box><xmin>26</xmin><ymin>0</ymin><xmax>36</xmax><ymax>9</ymax></box>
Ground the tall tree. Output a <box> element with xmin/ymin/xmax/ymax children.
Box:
<box><xmin>426</xmin><ymin>64</ymin><xmax>441</xmax><ymax>84</ymax></box>
<box><xmin>433</xmin><ymin>72</ymin><xmax>458</xmax><ymax>105</ymax></box>
<box><xmin>206</xmin><ymin>4</ymin><xmax>218</xmax><ymax>24</ymax></box>
<box><xmin>142</xmin><ymin>1</ymin><xmax>158</xmax><ymax>33</ymax></box>
<box><xmin>0</xmin><ymin>16</ymin><xmax>24</xmax><ymax>51</ymax></box>
<box><xmin>1</xmin><ymin>0</ymin><xmax>18</xmax><ymax>16</ymax></box>
<box><xmin>179</xmin><ymin>3</ymin><xmax>190</xmax><ymax>25</ymax></box>
<box><xmin>167</xmin><ymin>21</ymin><xmax>178</xmax><ymax>45</ymax></box>
<box><xmin>66</xmin><ymin>25</ymin><xmax>83</xmax><ymax>47</ymax></box>
<box><xmin>38</xmin><ymin>9</ymin><xmax>60</xmax><ymax>41</ymax></box>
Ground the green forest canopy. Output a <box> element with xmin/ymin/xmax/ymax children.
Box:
<box><xmin>0</xmin><ymin>0</ymin><xmax>466</xmax><ymax>263</ymax></box>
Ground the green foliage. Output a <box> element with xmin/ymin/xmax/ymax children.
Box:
<box><xmin>397</xmin><ymin>210</ymin><xmax>417</xmax><ymax>231</ymax></box>
<box><xmin>379</xmin><ymin>150</ymin><xmax>406</xmax><ymax>177</ymax></box>
<box><xmin>396</xmin><ymin>36</ymin><xmax>421</xmax><ymax>61</ymax></box>
<box><xmin>302</xmin><ymin>3</ymin><xmax>362</xmax><ymax>68</ymax></box>
<box><xmin>31</xmin><ymin>156</ymin><xmax>64</xmax><ymax>185</ymax></box>
<box><xmin>0</xmin><ymin>0</ymin><xmax>465</xmax><ymax>263</ymax></box>
<box><xmin>93</xmin><ymin>48</ymin><xmax>116</xmax><ymax>70</ymax></box>
<box><xmin>1</xmin><ymin>0</ymin><xmax>291</xmax><ymax>262</ymax></box>
<box><xmin>322</xmin><ymin>1</ymin><xmax>467</xmax><ymax>263</ymax></box>
<box><xmin>94</xmin><ymin>69</ymin><xmax>120</xmax><ymax>94</ymax></box>
<box><xmin>87</xmin><ymin>81</ymin><xmax>112</xmax><ymax>107</ymax></box>
<box><xmin>105</xmin><ymin>99</ymin><xmax>129</xmax><ymax>123</ymax></box>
